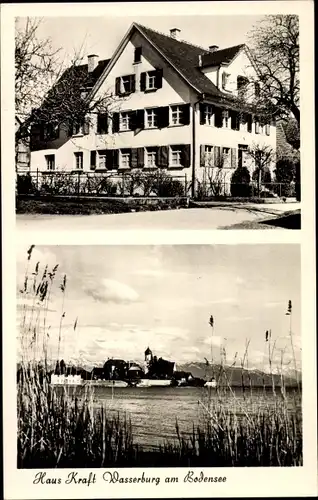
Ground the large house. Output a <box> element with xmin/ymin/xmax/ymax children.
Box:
<box><xmin>30</xmin><ymin>23</ymin><xmax>276</xmax><ymax>195</ymax></box>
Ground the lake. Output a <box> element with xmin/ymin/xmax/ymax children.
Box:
<box><xmin>78</xmin><ymin>386</ymin><xmax>301</xmax><ymax>449</ymax></box>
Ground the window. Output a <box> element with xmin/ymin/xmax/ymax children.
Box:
<box><xmin>170</xmin><ymin>105</ymin><xmax>183</xmax><ymax>126</ymax></box>
<box><xmin>134</xmin><ymin>47</ymin><xmax>142</xmax><ymax>63</ymax></box>
<box><xmin>222</xmin><ymin>147</ymin><xmax>231</xmax><ymax>168</ymax></box>
<box><xmin>222</xmin><ymin>110</ymin><xmax>230</xmax><ymax>128</ymax></box>
<box><xmin>145</xmin><ymin>108</ymin><xmax>158</xmax><ymax>128</ymax></box>
<box><xmin>204</xmin><ymin>145</ymin><xmax>213</xmax><ymax>166</ymax></box>
<box><xmin>140</xmin><ymin>70</ymin><xmax>163</xmax><ymax>92</ymax></box>
<box><xmin>147</xmin><ymin>72</ymin><xmax>156</xmax><ymax>90</ymax></box>
<box><xmin>146</xmin><ymin>147</ymin><xmax>157</xmax><ymax>168</ymax></box>
<box><xmin>98</xmin><ymin>151</ymin><xmax>107</xmax><ymax>169</ymax></box>
<box><xmin>204</xmin><ymin>105</ymin><xmax>214</xmax><ymax>126</ymax></box>
<box><xmin>120</xmin><ymin>150</ymin><xmax>130</xmax><ymax>169</ymax></box>
<box><xmin>122</xmin><ymin>76</ymin><xmax>133</xmax><ymax>93</ymax></box>
<box><xmin>45</xmin><ymin>154</ymin><xmax>55</xmax><ymax>171</ymax></box>
<box><xmin>74</xmin><ymin>152</ymin><xmax>83</xmax><ymax>169</ymax></box>
<box><xmin>120</xmin><ymin>112</ymin><xmax>131</xmax><ymax>131</ymax></box>
<box><xmin>170</xmin><ymin>146</ymin><xmax>182</xmax><ymax>166</ymax></box>
<box><xmin>115</xmin><ymin>75</ymin><xmax>135</xmax><ymax>96</ymax></box>
<box><xmin>222</xmin><ymin>72</ymin><xmax>230</xmax><ymax>90</ymax></box>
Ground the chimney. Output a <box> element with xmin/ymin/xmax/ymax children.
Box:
<box><xmin>87</xmin><ymin>54</ymin><xmax>99</xmax><ymax>73</ymax></box>
<box><xmin>209</xmin><ymin>45</ymin><xmax>219</xmax><ymax>52</ymax></box>
<box><xmin>170</xmin><ymin>28</ymin><xmax>181</xmax><ymax>40</ymax></box>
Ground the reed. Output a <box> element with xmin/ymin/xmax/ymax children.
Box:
<box><xmin>17</xmin><ymin>247</ymin><xmax>302</xmax><ymax>468</ymax></box>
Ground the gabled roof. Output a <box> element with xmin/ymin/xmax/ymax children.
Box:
<box><xmin>64</xmin><ymin>58</ymin><xmax>111</xmax><ymax>89</ymax></box>
<box><xmin>201</xmin><ymin>44</ymin><xmax>245</xmax><ymax>68</ymax></box>
<box><xmin>134</xmin><ymin>23</ymin><xmax>223</xmax><ymax>98</ymax></box>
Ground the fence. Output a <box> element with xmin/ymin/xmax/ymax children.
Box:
<box><xmin>16</xmin><ymin>170</ymin><xmax>190</xmax><ymax>198</ymax></box>
<box><xmin>16</xmin><ymin>170</ymin><xmax>296</xmax><ymax>199</ymax></box>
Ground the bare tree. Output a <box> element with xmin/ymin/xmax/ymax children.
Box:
<box><xmin>15</xmin><ymin>17</ymin><xmax>121</xmax><ymax>167</ymax></box>
<box><xmin>247</xmin><ymin>143</ymin><xmax>274</xmax><ymax>195</ymax></box>
<box><xmin>247</xmin><ymin>15</ymin><xmax>299</xmax><ymax>126</ymax></box>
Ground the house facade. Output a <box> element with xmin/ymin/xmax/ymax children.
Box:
<box><xmin>30</xmin><ymin>23</ymin><xmax>276</xmax><ymax>195</ymax></box>
<box><xmin>16</xmin><ymin>117</ymin><xmax>30</xmax><ymax>172</ymax></box>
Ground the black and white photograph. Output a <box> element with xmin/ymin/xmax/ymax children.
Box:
<box><xmin>15</xmin><ymin>12</ymin><xmax>301</xmax><ymax>231</ymax></box>
<box><xmin>1</xmin><ymin>1</ymin><xmax>316</xmax><ymax>499</ymax></box>
<box><xmin>16</xmin><ymin>244</ymin><xmax>302</xmax><ymax>468</ymax></box>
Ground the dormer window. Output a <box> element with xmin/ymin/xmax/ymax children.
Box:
<box><xmin>134</xmin><ymin>47</ymin><xmax>142</xmax><ymax>63</ymax></box>
<box><xmin>222</xmin><ymin>72</ymin><xmax>230</xmax><ymax>90</ymax></box>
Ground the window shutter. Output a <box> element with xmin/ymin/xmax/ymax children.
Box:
<box><xmin>90</xmin><ymin>151</ymin><xmax>96</xmax><ymax>170</ymax></box>
<box><xmin>199</xmin><ymin>104</ymin><xmax>205</xmax><ymax>125</ymax></box>
<box><xmin>140</xmin><ymin>72</ymin><xmax>146</xmax><ymax>91</ymax></box>
<box><xmin>113</xmin><ymin>149</ymin><xmax>119</xmax><ymax>169</ymax></box>
<box><xmin>105</xmin><ymin>149</ymin><xmax>113</xmax><ymax>169</ymax></box>
<box><xmin>155</xmin><ymin>68</ymin><xmax>163</xmax><ymax>89</ymax></box>
<box><xmin>129</xmin><ymin>111</ymin><xmax>137</xmax><ymax>130</ymax></box>
<box><xmin>180</xmin><ymin>104</ymin><xmax>190</xmax><ymax>125</ymax></box>
<box><xmin>200</xmin><ymin>145</ymin><xmax>205</xmax><ymax>167</ymax></box>
<box><xmin>180</xmin><ymin>144</ymin><xmax>191</xmax><ymax>168</ymax></box>
<box><xmin>231</xmin><ymin>111</ymin><xmax>237</xmax><ymax>130</ymax></box>
<box><xmin>214</xmin><ymin>146</ymin><xmax>221</xmax><ymax>167</ymax></box>
<box><xmin>115</xmin><ymin>77</ymin><xmax>121</xmax><ymax>96</ymax></box>
<box><xmin>247</xmin><ymin>114</ymin><xmax>252</xmax><ymax>133</ymax></box>
<box><xmin>156</xmin><ymin>145</ymin><xmax>169</xmax><ymax>168</ymax></box>
<box><xmin>255</xmin><ymin>119</ymin><xmax>259</xmax><ymax>134</ymax></box>
<box><xmin>130</xmin><ymin>148</ymin><xmax>138</xmax><ymax>168</ymax></box>
<box><xmin>112</xmin><ymin>113</ymin><xmax>120</xmax><ymax>133</ymax></box>
<box><xmin>136</xmin><ymin>109</ymin><xmax>145</xmax><ymax>129</ymax></box>
<box><xmin>222</xmin><ymin>72</ymin><xmax>226</xmax><ymax>89</ymax></box>
<box><xmin>236</xmin><ymin>113</ymin><xmax>240</xmax><ymax>131</ymax></box>
<box><xmin>231</xmin><ymin>148</ymin><xmax>237</xmax><ymax>169</ymax></box>
<box><xmin>265</xmin><ymin>123</ymin><xmax>270</xmax><ymax>136</ymax></box>
<box><xmin>130</xmin><ymin>75</ymin><xmax>136</xmax><ymax>93</ymax></box>
<box><xmin>137</xmin><ymin>147</ymin><xmax>144</xmax><ymax>168</ymax></box>
<box><xmin>157</xmin><ymin>106</ymin><xmax>169</xmax><ymax>129</ymax></box>
<box><xmin>215</xmin><ymin>108</ymin><xmax>223</xmax><ymax>128</ymax></box>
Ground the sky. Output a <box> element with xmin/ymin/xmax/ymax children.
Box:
<box><xmin>16</xmin><ymin>244</ymin><xmax>301</xmax><ymax>373</ymax></box>
<box><xmin>18</xmin><ymin>15</ymin><xmax>264</xmax><ymax>66</ymax></box>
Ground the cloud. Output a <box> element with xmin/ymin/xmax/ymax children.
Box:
<box><xmin>84</xmin><ymin>278</ymin><xmax>139</xmax><ymax>304</ymax></box>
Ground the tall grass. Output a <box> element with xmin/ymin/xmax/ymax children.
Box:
<box><xmin>17</xmin><ymin>247</ymin><xmax>302</xmax><ymax>468</ymax></box>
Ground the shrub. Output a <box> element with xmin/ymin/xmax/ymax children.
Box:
<box><xmin>16</xmin><ymin>173</ymin><xmax>37</xmax><ymax>195</ymax></box>
<box><xmin>274</xmin><ymin>158</ymin><xmax>296</xmax><ymax>197</ymax></box>
<box><xmin>156</xmin><ymin>177</ymin><xmax>185</xmax><ymax>197</ymax></box>
<box><xmin>231</xmin><ymin>167</ymin><xmax>251</xmax><ymax>197</ymax></box>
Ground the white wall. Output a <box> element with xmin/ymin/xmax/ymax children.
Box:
<box><xmin>31</xmin><ymin>31</ymin><xmax>196</xmax><ymax>174</ymax></box>
<box><xmin>203</xmin><ymin>49</ymin><xmax>258</xmax><ymax>100</ymax></box>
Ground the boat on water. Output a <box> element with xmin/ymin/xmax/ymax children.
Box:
<box><xmin>136</xmin><ymin>378</ymin><xmax>172</xmax><ymax>387</ymax></box>
<box><xmin>86</xmin><ymin>380</ymin><xmax>128</xmax><ymax>388</ymax></box>
<box><xmin>204</xmin><ymin>378</ymin><xmax>217</xmax><ymax>388</ymax></box>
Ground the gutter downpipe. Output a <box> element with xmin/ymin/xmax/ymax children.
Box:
<box><xmin>192</xmin><ymin>93</ymin><xmax>205</xmax><ymax>199</ymax></box>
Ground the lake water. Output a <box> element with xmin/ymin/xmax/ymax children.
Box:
<box><xmin>79</xmin><ymin>386</ymin><xmax>301</xmax><ymax>449</ymax></box>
